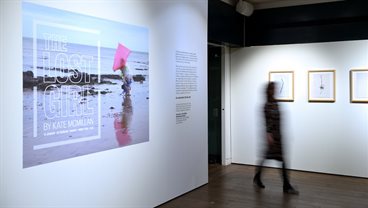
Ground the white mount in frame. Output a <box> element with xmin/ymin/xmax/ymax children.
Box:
<box><xmin>308</xmin><ymin>70</ymin><xmax>336</xmax><ymax>102</ymax></box>
<box><xmin>269</xmin><ymin>71</ymin><xmax>294</xmax><ymax>102</ymax></box>
<box><xmin>350</xmin><ymin>69</ymin><xmax>368</xmax><ymax>103</ymax></box>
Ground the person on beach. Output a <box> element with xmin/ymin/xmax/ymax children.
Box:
<box><xmin>253</xmin><ymin>82</ymin><xmax>299</xmax><ymax>195</ymax></box>
<box><xmin>120</xmin><ymin>65</ymin><xmax>132</xmax><ymax>96</ymax></box>
<box><xmin>113</xmin><ymin>43</ymin><xmax>132</xmax><ymax>96</ymax></box>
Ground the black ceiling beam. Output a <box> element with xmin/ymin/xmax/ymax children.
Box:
<box><xmin>208</xmin><ymin>0</ymin><xmax>245</xmax><ymax>47</ymax></box>
<box><xmin>245</xmin><ymin>0</ymin><xmax>368</xmax><ymax>46</ymax></box>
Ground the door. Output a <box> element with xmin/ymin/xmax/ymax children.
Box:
<box><xmin>208</xmin><ymin>45</ymin><xmax>222</xmax><ymax>164</ymax></box>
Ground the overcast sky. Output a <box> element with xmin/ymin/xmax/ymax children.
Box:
<box><xmin>22</xmin><ymin>2</ymin><xmax>149</xmax><ymax>52</ymax></box>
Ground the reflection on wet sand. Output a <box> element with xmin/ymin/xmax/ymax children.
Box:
<box><xmin>114</xmin><ymin>95</ymin><xmax>133</xmax><ymax>146</ymax></box>
<box><xmin>23</xmin><ymin>79</ymin><xmax>149</xmax><ymax>168</ymax></box>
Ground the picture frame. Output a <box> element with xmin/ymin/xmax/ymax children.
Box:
<box><xmin>350</xmin><ymin>69</ymin><xmax>368</xmax><ymax>103</ymax></box>
<box><xmin>308</xmin><ymin>70</ymin><xmax>335</xmax><ymax>102</ymax></box>
<box><xmin>269</xmin><ymin>71</ymin><xmax>294</xmax><ymax>102</ymax></box>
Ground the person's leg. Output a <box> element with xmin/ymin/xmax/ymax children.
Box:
<box><xmin>281</xmin><ymin>161</ymin><xmax>299</xmax><ymax>194</ymax></box>
<box><xmin>253</xmin><ymin>159</ymin><xmax>266</xmax><ymax>188</ymax></box>
<box><xmin>281</xmin><ymin>162</ymin><xmax>290</xmax><ymax>187</ymax></box>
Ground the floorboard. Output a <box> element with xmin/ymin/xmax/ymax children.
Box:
<box><xmin>157</xmin><ymin>164</ymin><xmax>368</xmax><ymax>208</ymax></box>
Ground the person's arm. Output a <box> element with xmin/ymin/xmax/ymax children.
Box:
<box><xmin>267</xmin><ymin>133</ymin><xmax>274</xmax><ymax>145</ymax></box>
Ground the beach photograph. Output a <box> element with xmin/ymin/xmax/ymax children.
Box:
<box><xmin>22</xmin><ymin>2</ymin><xmax>149</xmax><ymax>168</ymax></box>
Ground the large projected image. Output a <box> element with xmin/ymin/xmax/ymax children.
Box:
<box><xmin>22</xmin><ymin>3</ymin><xmax>149</xmax><ymax>168</ymax></box>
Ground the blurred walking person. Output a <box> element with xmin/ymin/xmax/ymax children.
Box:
<box><xmin>253</xmin><ymin>82</ymin><xmax>299</xmax><ymax>195</ymax></box>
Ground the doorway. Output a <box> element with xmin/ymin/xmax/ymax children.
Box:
<box><xmin>208</xmin><ymin>44</ymin><xmax>222</xmax><ymax>164</ymax></box>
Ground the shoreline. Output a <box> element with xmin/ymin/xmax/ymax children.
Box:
<box><xmin>23</xmin><ymin>70</ymin><xmax>147</xmax><ymax>90</ymax></box>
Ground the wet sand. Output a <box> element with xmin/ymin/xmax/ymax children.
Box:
<box><xmin>23</xmin><ymin>79</ymin><xmax>149</xmax><ymax>168</ymax></box>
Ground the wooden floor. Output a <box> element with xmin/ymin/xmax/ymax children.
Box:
<box><xmin>157</xmin><ymin>164</ymin><xmax>368</xmax><ymax>208</ymax></box>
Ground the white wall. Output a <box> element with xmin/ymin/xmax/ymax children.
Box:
<box><xmin>0</xmin><ymin>0</ymin><xmax>208</xmax><ymax>207</ymax></box>
<box><xmin>230</xmin><ymin>40</ymin><xmax>368</xmax><ymax>178</ymax></box>
<box><xmin>221</xmin><ymin>46</ymin><xmax>232</xmax><ymax>165</ymax></box>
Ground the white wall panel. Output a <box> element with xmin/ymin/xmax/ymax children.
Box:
<box><xmin>0</xmin><ymin>0</ymin><xmax>208</xmax><ymax>207</ymax></box>
<box><xmin>231</xmin><ymin>41</ymin><xmax>368</xmax><ymax>178</ymax></box>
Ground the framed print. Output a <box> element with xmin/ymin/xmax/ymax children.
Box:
<box><xmin>22</xmin><ymin>2</ymin><xmax>149</xmax><ymax>168</ymax></box>
<box><xmin>308</xmin><ymin>70</ymin><xmax>335</xmax><ymax>102</ymax></box>
<box><xmin>350</xmin><ymin>69</ymin><xmax>368</xmax><ymax>103</ymax></box>
<box><xmin>269</xmin><ymin>71</ymin><xmax>294</xmax><ymax>102</ymax></box>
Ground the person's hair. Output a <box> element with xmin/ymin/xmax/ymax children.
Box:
<box><xmin>266</xmin><ymin>82</ymin><xmax>275</xmax><ymax>102</ymax></box>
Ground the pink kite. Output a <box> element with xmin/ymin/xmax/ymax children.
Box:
<box><xmin>112</xmin><ymin>43</ymin><xmax>131</xmax><ymax>71</ymax></box>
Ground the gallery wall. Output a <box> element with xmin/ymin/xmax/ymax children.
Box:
<box><xmin>0</xmin><ymin>0</ymin><xmax>208</xmax><ymax>207</ymax></box>
<box><xmin>230</xmin><ymin>40</ymin><xmax>368</xmax><ymax>178</ymax></box>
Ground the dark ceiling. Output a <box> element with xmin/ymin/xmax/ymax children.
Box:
<box><xmin>209</xmin><ymin>0</ymin><xmax>368</xmax><ymax>47</ymax></box>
